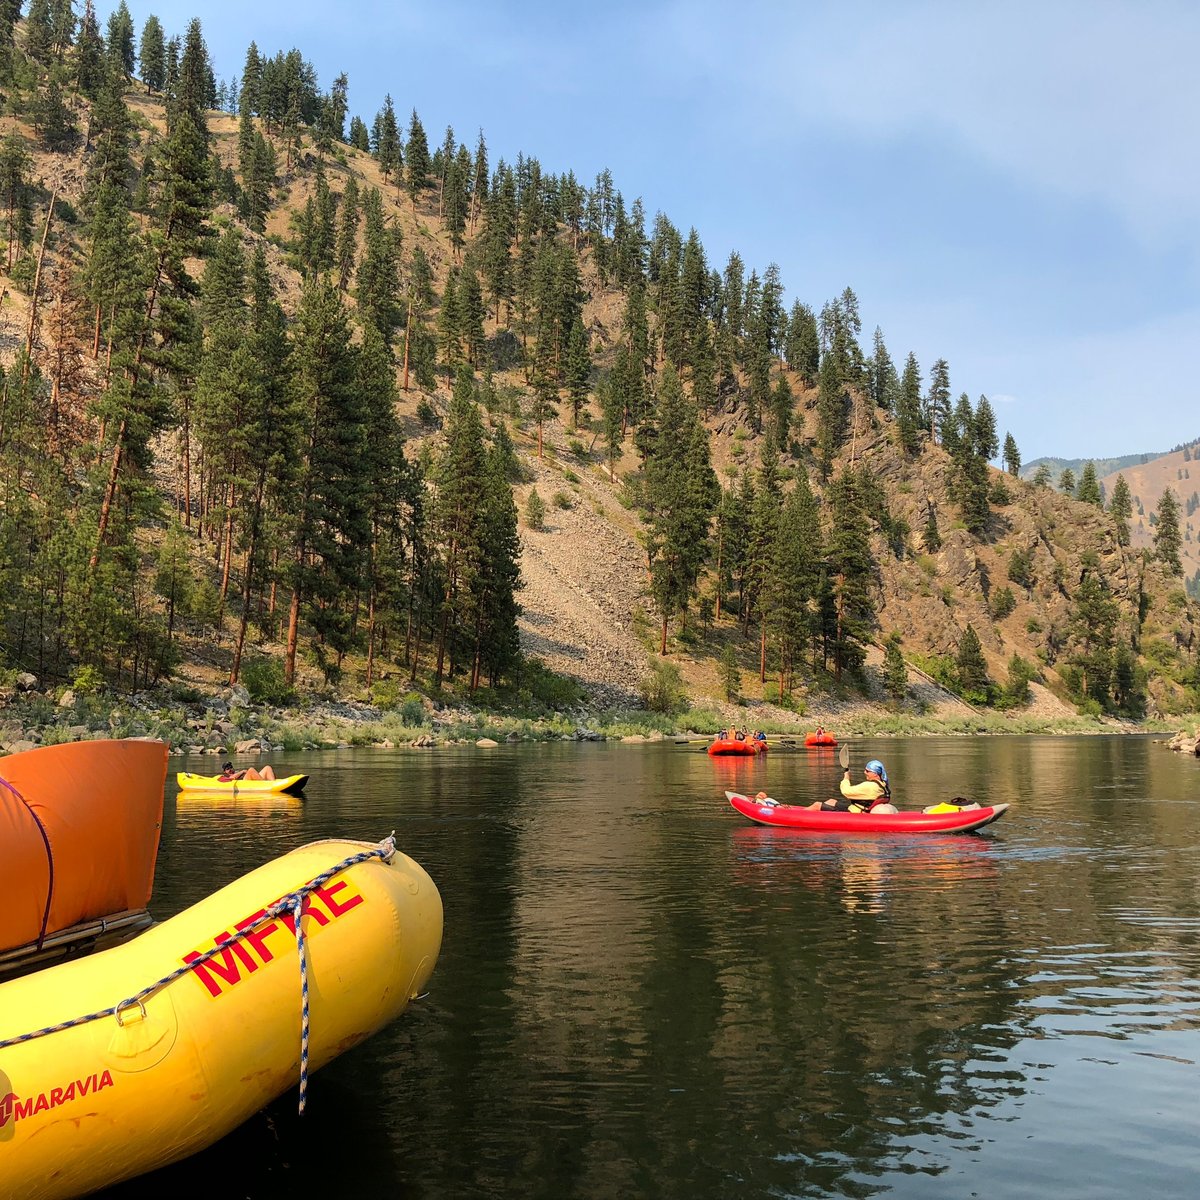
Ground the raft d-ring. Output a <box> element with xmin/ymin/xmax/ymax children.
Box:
<box><xmin>115</xmin><ymin>1000</ymin><xmax>147</xmax><ymax>1026</ymax></box>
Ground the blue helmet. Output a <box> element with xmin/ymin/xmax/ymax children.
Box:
<box><xmin>865</xmin><ymin>759</ymin><xmax>888</xmax><ymax>783</ymax></box>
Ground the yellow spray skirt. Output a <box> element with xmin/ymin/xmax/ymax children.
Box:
<box><xmin>0</xmin><ymin>837</ymin><xmax>442</xmax><ymax>1200</ymax></box>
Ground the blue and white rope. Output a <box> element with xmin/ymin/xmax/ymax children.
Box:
<box><xmin>0</xmin><ymin>834</ymin><xmax>398</xmax><ymax>1117</ymax></box>
<box><xmin>293</xmin><ymin>890</ymin><xmax>310</xmax><ymax>1114</ymax></box>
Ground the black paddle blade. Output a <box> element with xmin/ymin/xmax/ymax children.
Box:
<box><xmin>839</xmin><ymin>744</ymin><xmax>850</xmax><ymax>770</ymax></box>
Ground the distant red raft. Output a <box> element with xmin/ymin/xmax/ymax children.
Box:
<box><xmin>804</xmin><ymin>733</ymin><xmax>838</xmax><ymax>747</ymax></box>
<box><xmin>726</xmin><ymin>791</ymin><xmax>1008</xmax><ymax>834</ymax></box>
<box><xmin>708</xmin><ymin>738</ymin><xmax>763</xmax><ymax>757</ymax></box>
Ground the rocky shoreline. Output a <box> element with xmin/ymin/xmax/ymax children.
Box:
<box><xmin>1</xmin><ymin>671</ymin><xmax>1196</xmax><ymax>759</ymax></box>
<box><xmin>1163</xmin><ymin>728</ymin><xmax>1200</xmax><ymax>755</ymax></box>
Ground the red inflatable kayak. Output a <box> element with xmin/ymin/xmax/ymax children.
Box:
<box><xmin>708</xmin><ymin>739</ymin><xmax>763</xmax><ymax>757</ymax></box>
<box><xmin>804</xmin><ymin>733</ymin><xmax>837</xmax><ymax>747</ymax></box>
<box><xmin>727</xmin><ymin>791</ymin><xmax>1008</xmax><ymax>834</ymax></box>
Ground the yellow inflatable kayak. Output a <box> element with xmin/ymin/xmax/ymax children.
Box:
<box><xmin>0</xmin><ymin>835</ymin><xmax>442</xmax><ymax>1199</ymax></box>
<box><xmin>176</xmin><ymin>771</ymin><xmax>309</xmax><ymax>795</ymax></box>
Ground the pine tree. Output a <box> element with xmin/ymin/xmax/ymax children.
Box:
<box><xmin>406</xmin><ymin>109</ymin><xmax>430</xmax><ymax>205</ymax></box>
<box><xmin>597</xmin><ymin>377</ymin><xmax>622</xmax><ymax>481</ymax></box>
<box><xmin>469</xmin><ymin>436</ymin><xmax>522</xmax><ymax>689</ymax></box>
<box><xmin>470</xmin><ymin>128</ymin><xmax>489</xmax><ymax>230</ymax></box>
<box><xmin>445</xmin><ymin>143</ymin><xmax>471</xmax><ymax>256</ymax></box>
<box><xmin>741</xmin><ymin>444</ymin><xmax>781</xmax><ymax>661</ymax></box>
<box><xmin>1154</xmin><ymin>488</ymin><xmax>1183</xmax><ymax>574</ymax></box>
<box><xmin>763</xmin><ymin>468</ymin><xmax>820</xmax><ymax>694</ymax></box>
<box><xmin>194</xmin><ymin>227</ymin><xmax>254</xmax><ymax>622</ymax></box>
<box><xmin>139</xmin><ymin>14</ymin><xmax>166</xmax><ymax>93</ymax></box>
<box><xmin>1031</xmin><ymin>463</ymin><xmax>1052</xmax><ymax>487</ymax></box>
<box><xmin>1003</xmin><ymin>432</ymin><xmax>1021</xmax><ymax>476</ymax></box>
<box><xmin>241</xmin><ymin>131</ymin><xmax>275</xmax><ymax>232</ymax></box>
<box><xmin>24</xmin><ymin>0</ymin><xmax>54</xmax><ymax>63</ymax></box>
<box><xmin>825</xmin><ymin>468</ymin><xmax>876</xmax><ymax>679</ymax></box>
<box><xmin>883</xmin><ymin>632</ymin><xmax>907</xmax><ymax>701</ymax></box>
<box><xmin>435</xmin><ymin>125</ymin><xmax>456</xmax><ymax>215</ymax></box>
<box><xmin>1076</xmin><ymin>461</ymin><xmax>1103</xmax><ymax>506</ymax></box>
<box><xmin>815</xmin><ymin>353</ymin><xmax>847</xmax><ymax>478</ymax></box>
<box><xmin>1058</xmin><ymin>468</ymin><xmax>1076</xmax><ymax>495</ymax></box>
<box><xmin>335</xmin><ymin>176</ymin><xmax>360</xmax><ymax>291</ymax></box>
<box><xmin>868</xmin><ymin>327</ymin><xmax>897</xmax><ymax>412</ymax></box>
<box><xmin>896</xmin><ymin>351</ymin><xmax>923</xmax><ymax>454</ymax></box>
<box><xmin>36</xmin><ymin>78</ymin><xmax>77</xmax><ymax>150</ymax></box>
<box><xmin>75</xmin><ymin>1</ymin><xmax>105</xmax><ymax>100</ymax></box>
<box><xmin>645</xmin><ymin>369</ymin><xmax>718</xmax><ymax>652</ymax></box>
<box><xmin>956</xmin><ymin>624</ymin><xmax>989</xmax><ymax>699</ymax></box>
<box><xmin>973</xmin><ymin>396</ymin><xmax>999</xmax><ymax>461</ymax></box>
<box><xmin>457</xmin><ymin>268</ymin><xmax>486</xmax><ymax>368</ymax></box>
<box><xmin>1108</xmin><ymin>474</ymin><xmax>1132</xmax><ymax>546</ymax></box>
<box><xmin>1067</xmin><ymin>559</ymin><xmax>1118</xmax><ymax>706</ymax></box>
<box><xmin>432</xmin><ymin>366</ymin><xmax>488</xmax><ymax>684</ymax></box>
<box><xmin>356</xmin><ymin>187</ymin><xmax>401</xmax><ymax>347</ymax></box>
<box><xmin>1008</xmin><ymin>546</ymin><xmax>1034</xmax><ymax>594</ymax></box>
<box><xmin>227</xmin><ymin>249</ymin><xmax>299</xmax><ymax>680</ymax></box>
<box><xmin>529</xmin><ymin>360</ymin><xmax>558</xmax><ymax>459</ymax></box>
<box><xmin>402</xmin><ymin>244</ymin><xmax>437</xmax><ymax>391</ymax></box>
<box><xmin>564</xmin><ymin>316</ymin><xmax>590</xmax><ymax>428</ymax></box>
<box><xmin>355</xmin><ymin>318</ymin><xmax>410</xmax><ymax>686</ymax></box>
<box><xmin>326</xmin><ymin>73</ymin><xmax>349</xmax><ymax>143</ymax></box>
<box><xmin>768</xmin><ymin>375</ymin><xmax>793</xmax><ymax>450</ymax></box>
<box><xmin>0</xmin><ymin>132</ymin><xmax>32</xmax><ymax>271</ymax></box>
<box><xmin>372</xmin><ymin>94</ymin><xmax>401</xmax><ymax>180</ymax></box>
<box><xmin>719</xmin><ymin>643</ymin><xmax>740</xmax><ymax>703</ymax></box>
<box><xmin>482</xmin><ymin>163</ymin><xmax>516</xmax><ymax>321</ymax></box>
<box><xmin>785</xmin><ymin>300</ymin><xmax>820</xmax><ymax>386</ymax></box>
<box><xmin>284</xmin><ymin>279</ymin><xmax>368</xmax><ymax>684</ymax></box>
<box><xmin>106</xmin><ymin>0</ymin><xmax>136</xmax><ymax>80</ymax></box>
<box><xmin>923</xmin><ymin>505</ymin><xmax>941</xmax><ymax>552</ymax></box>
<box><xmin>239</xmin><ymin>41</ymin><xmax>262</xmax><ymax>115</ymax></box>
<box><xmin>90</xmin><ymin>17</ymin><xmax>212</xmax><ymax>575</ymax></box>
<box><xmin>348</xmin><ymin>116</ymin><xmax>369</xmax><ymax>152</ymax></box>
<box><xmin>926</xmin><ymin>357</ymin><xmax>951</xmax><ymax>440</ymax></box>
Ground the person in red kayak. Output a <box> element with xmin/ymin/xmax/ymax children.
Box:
<box><xmin>806</xmin><ymin>758</ymin><xmax>896</xmax><ymax>814</ymax></box>
<box><xmin>217</xmin><ymin>760</ymin><xmax>277</xmax><ymax>782</ymax></box>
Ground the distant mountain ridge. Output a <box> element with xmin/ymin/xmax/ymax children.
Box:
<box><xmin>1021</xmin><ymin>451</ymin><xmax>1160</xmax><ymax>483</ymax></box>
<box><xmin>1021</xmin><ymin>436</ymin><xmax>1200</xmax><ymax>486</ymax></box>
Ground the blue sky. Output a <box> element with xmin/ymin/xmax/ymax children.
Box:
<box><xmin>132</xmin><ymin>1</ymin><xmax>1199</xmax><ymax>462</ymax></box>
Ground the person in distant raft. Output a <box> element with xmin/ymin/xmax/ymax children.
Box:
<box><xmin>806</xmin><ymin>759</ymin><xmax>897</xmax><ymax>814</ymax></box>
<box><xmin>217</xmin><ymin>761</ymin><xmax>277</xmax><ymax>782</ymax></box>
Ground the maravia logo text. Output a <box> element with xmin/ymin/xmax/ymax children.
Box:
<box><xmin>183</xmin><ymin>879</ymin><xmax>365</xmax><ymax>998</ymax></box>
<box><xmin>1</xmin><ymin>1071</ymin><xmax>114</xmax><ymax>1128</ymax></box>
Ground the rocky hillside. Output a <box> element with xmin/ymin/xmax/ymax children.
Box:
<box><xmin>1100</xmin><ymin>439</ymin><xmax>1200</xmax><ymax>596</ymax></box>
<box><xmin>2</xmin><ymin>69</ymin><xmax>1197</xmax><ymax>722</ymax></box>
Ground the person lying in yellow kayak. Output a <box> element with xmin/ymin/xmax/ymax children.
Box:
<box><xmin>805</xmin><ymin>758</ymin><xmax>898</xmax><ymax>814</ymax></box>
<box><xmin>217</xmin><ymin>761</ymin><xmax>277</xmax><ymax>782</ymax></box>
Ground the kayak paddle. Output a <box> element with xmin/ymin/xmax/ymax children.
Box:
<box><xmin>839</xmin><ymin>744</ymin><xmax>850</xmax><ymax>770</ymax></box>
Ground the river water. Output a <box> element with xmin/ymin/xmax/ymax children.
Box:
<box><xmin>105</xmin><ymin>735</ymin><xmax>1200</xmax><ymax>1199</ymax></box>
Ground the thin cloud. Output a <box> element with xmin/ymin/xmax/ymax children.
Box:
<box><xmin>656</xmin><ymin>1</ymin><xmax>1200</xmax><ymax>254</ymax></box>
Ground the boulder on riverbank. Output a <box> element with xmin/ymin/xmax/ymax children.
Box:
<box><xmin>1163</xmin><ymin>728</ymin><xmax>1200</xmax><ymax>755</ymax></box>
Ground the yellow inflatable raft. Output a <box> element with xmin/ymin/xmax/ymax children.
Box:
<box><xmin>0</xmin><ymin>835</ymin><xmax>442</xmax><ymax>1200</ymax></box>
<box><xmin>176</xmin><ymin>771</ymin><xmax>309</xmax><ymax>795</ymax></box>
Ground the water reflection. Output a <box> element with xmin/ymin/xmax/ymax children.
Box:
<box><xmin>97</xmin><ymin>737</ymin><xmax>1200</xmax><ymax>1199</ymax></box>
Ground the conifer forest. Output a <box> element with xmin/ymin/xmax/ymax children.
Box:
<box><xmin>0</xmin><ymin>2</ymin><xmax>1196</xmax><ymax>720</ymax></box>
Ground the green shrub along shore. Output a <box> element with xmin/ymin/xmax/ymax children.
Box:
<box><xmin>0</xmin><ymin>665</ymin><xmax>1190</xmax><ymax>758</ymax></box>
